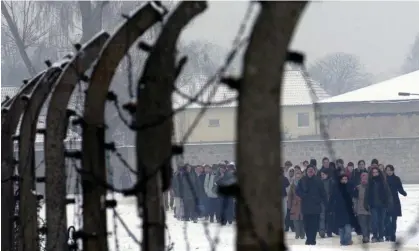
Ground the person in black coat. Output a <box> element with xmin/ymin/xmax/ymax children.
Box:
<box><xmin>215</xmin><ymin>164</ymin><xmax>236</xmax><ymax>225</ymax></box>
<box><xmin>335</xmin><ymin>159</ymin><xmax>345</xmax><ymax>177</ymax></box>
<box><xmin>364</xmin><ymin>167</ymin><xmax>393</xmax><ymax>242</ymax></box>
<box><xmin>353</xmin><ymin>160</ymin><xmax>368</xmax><ymax>185</ymax></box>
<box><xmin>328</xmin><ymin>174</ymin><xmax>357</xmax><ymax>246</ymax></box>
<box><xmin>296</xmin><ymin>165</ymin><xmax>327</xmax><ymax>245</ymax></box>
<box><xmin>384</xmin><ymin>165</ymin><xmax>407</xmax><ymax>242</ymax></box>
<box><xmin>319</xmin><ymin>169</ymin><xmax>334</xmax><ymax>238</ymax></box>
<box><xmin>182</xmin><ymin>165</ymin><xmax>201</xmax><ymax>223</ymax></box>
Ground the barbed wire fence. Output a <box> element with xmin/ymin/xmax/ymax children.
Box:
<box><xmin>1</xmin><ymin>1</ymin><xmax>418</xmax><ymax>251</ymax></box>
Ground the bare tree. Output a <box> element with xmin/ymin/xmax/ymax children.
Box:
<box><xmin>402</xmin><ymin>33</ymin><xmax>419</xmax><ymax>74</ymax></box>
<box><xmin>1</xmin><ymin>1</ymin><xmax>154</xmax><ymax>86</ymax></box>
<box><xmin>308</xmin><ymin>52</ymin><xmax>373</xmax><ymax>95</ymax></box>
<box><xmin>177</xmin><ymin>40</ymin><xmax>229</xmax><ymax>93</ymax></box>
<box><xmin>1</xmin><ymin>1</ymin><xmax>43</xmax><ymax>75</ymax></box>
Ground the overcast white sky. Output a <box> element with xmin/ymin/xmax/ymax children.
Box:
<box><xmin>179</xmin><ymin>1</ymin><xmax>419</xmax><ymax>80</ymax></box>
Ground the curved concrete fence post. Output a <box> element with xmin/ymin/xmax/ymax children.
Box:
<box><xmin>44</xmin><ymin>31</ymin><xmax>110</xmax><ymax>251</ymax></box>
<box><xmin>235</xmin><ymin>2</ymin><xmax>306</xmax><ymax>251</ymax></box>
<box><xmin>1</xmin><ymin>72</ymin><xmax>45</xmax><ymax>251</ymax></box>
<box><xmin>1</xmin><ymin>85</ymin><xmax>27</xmax><ymax>112</ymax></box>
<box><xmin>81</xmin><ymin>4</ymin><xmax>162</xmax><ymax>251</ymax></box>
<box><xmin>18</xmin><ymin>61</ymin><xmax>73</xmax><ymax>251</ymax></box>
<box><xmin>135</xmin><ymin>2</ymin><xmax>207</xmax><ymax>250</ymax></box>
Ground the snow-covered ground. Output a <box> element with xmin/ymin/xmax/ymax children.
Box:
<box><xmin>43</xmin><ymin>185</ymin><xmax>419</xmax><ymax>251</ymax></box>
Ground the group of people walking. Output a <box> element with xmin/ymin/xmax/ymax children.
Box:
<box><xmin>165</xmin><ymin>157</ymin><xmax>408</xmax><ymax>247</ymax></box>
<box><xmin>283</xmin><ymin>158</ymin><xmax>407</xmax><ymax>246</ymax></box>
<box><xmin>169</xmin><ymin>161</ymin><xmax>237</xmax><ymax>225</ymax></box>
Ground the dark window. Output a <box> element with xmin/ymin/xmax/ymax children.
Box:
<box><xmin>297</xmin><ymin>112</ymin><xmax>309</xmax><ymax>127</ymax></box>
<box><xmin>208</xmin><ymin>119</ymin><xmax>220</xmax><ymax>127</ymax></box>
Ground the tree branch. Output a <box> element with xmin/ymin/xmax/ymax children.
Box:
<box><xmin>1</xmin><ymin>1</ymin><xmax>36</xmax><ymax>76</ymax></box>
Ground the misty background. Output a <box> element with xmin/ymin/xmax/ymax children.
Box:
<box><xmin>2</xmin><ymin>1</ymin><xmax>419</xmax><ymax>94</ymax></box>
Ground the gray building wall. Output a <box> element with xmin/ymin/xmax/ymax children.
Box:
<box><xmin>181</xmin><ymin>137</ymin><xmax>419</xmax><ymax>184</ymax></box>
<box><xmin>319</xmin><ymin>101</ymin><xmax>419</xmax><ymax>139</ymax></box>
<box><xmin>31</xmin><ymin>137</ymin><xmax>419</xmax><ymax>195</ymax></box>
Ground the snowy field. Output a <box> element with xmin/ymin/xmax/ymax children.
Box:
<box><xmin>42</xmin><ymin>185</ymin><xmax>419</xmax><ymax>251</ymax></box>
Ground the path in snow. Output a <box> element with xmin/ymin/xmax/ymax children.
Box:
<box><xmin>41</xmin><ymin>185</ymin><xmax>419</xmax><ymax>251</ymax></box>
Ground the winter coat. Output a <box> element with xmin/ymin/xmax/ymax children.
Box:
<box><xmin>296</xmin><ymin>175</ymin><xmax>327</xmax><ymax>215</ymax></box>
<box><xmin>287</xmin><ymin>182</ymin><xmax>303</xmax><ymax>220</ymax></box>
<box><xmin>216</xmin><ymin>170</ymin><xmax>237</xmax><ymax>186</ymax></box>
<box><xmin>353</xmin><ymin>184</ymin><xmax>370</xmax><ymax>215</ymax></box>
<box><xmin>386</xmin><ymin>175</ymin><xmax>407</xmax><ymax>216</ymax></box>
<box><xmin>321</xmin><ymin>177</ymin><xmax>334</xmax><ymax>201</ymax></box>
<box><xmin>204</xmin><ymin>173</ymin><xmax>218</xmax><ymax>198</ymax></box>
<box><xmin>319</xmin><ymin>166</ymin><xmax>341</xmax><ymax>182</ymax></box>
<box><xmin>282</xmin><ymin>175</ymin><xmax>290</xmax><ymax>198</ymax></box>
<box><xmin>215</xmin><ymin>171</ymin><xmax>236</xmax><ymax>201</ymax></box>
<box><xmin>364</xmin><ymin>176</ymin><xmax>393</xmax><ymax>211</ymax></box>
<box><xmin>196</xmin><ymin>173</ymin><xmax>207</xmax><ymax>198</ymax></box>
<box><xmin>345</xmin><ymin>171</ymin><xmax>357</xmax><ymax>184</ymax></box>
<box><xmin>179</xmin><ymin>171</ymin><xmax>200</xmax><ymax>200</ymax></box>
<box><xmin>171</xmin><ymin>172</ymin><xmax>182</xmax><ymax>197</ymax></box>
<box><xmin>328</xmin><ymin>182</ymin><xmax>357</xmax><ymax>228</ymax></box>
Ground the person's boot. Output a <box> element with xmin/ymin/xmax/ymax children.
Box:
<box><xmin>319</xmin><ymin>230</ymin><xmax>326</xmax><ymax>238</ymax></box>
<box><xmin>209</xmin><ymin>215</ymin><xmax>214</xmax><ymax>223</ymax></box>
<box><xmin>327</xmin><ymin>232</ymin><xmax>333</xmax><ymax>238</ymax></box>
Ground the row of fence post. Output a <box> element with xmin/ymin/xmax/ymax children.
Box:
<box><xmin>1</xmin><ymin>1</ymin><xmax>307</xmax><ymax>251</ymax></box>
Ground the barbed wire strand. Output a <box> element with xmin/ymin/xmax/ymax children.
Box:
<box><xmin>6</xmin><ymin>1</ymin><xmax>418</xmax><ymax>251</ymax></box>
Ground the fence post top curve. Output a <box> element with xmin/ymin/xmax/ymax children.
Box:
<box><xmin>1</xmin><ymin>70</ymin><xmax>46</xmax><ymax>110</ymax></box>
<box><xmin>46</xmin><ymin>31</ymin><xmax>110</xmax><ymax>115</ymax></box>
<box><xmin>80</xmin><ymin>30</ymin><xmax>110</xmax><ymax>50</ymax></box>
<box><xmin>51</xmin><ymin>31</ymin><xmax>110</xmax><ymax>88</ymax></box>
<box><xmin>82</xmin><ymin>3</ymin><xmax>163</xmax><ymax>125</ymax></box>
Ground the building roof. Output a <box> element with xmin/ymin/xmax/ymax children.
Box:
<box><xmin>2</xmin><ymin>87</ymin><xmax>20</xmax><ymax>102</ymax></box>
<box><xmin>318</xmin><ymin>70</ymin><xmax>419</xmax><ymax>104</ymax></box>
<box><xmin>173</xmin><ymin>70</ymin><xmax>330</xmax><ymax>109</ymax></box>
<box><xmin>2</xmin><ymin>86</ymin><xmax>82</xmax><ymax>112</ymax></box>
